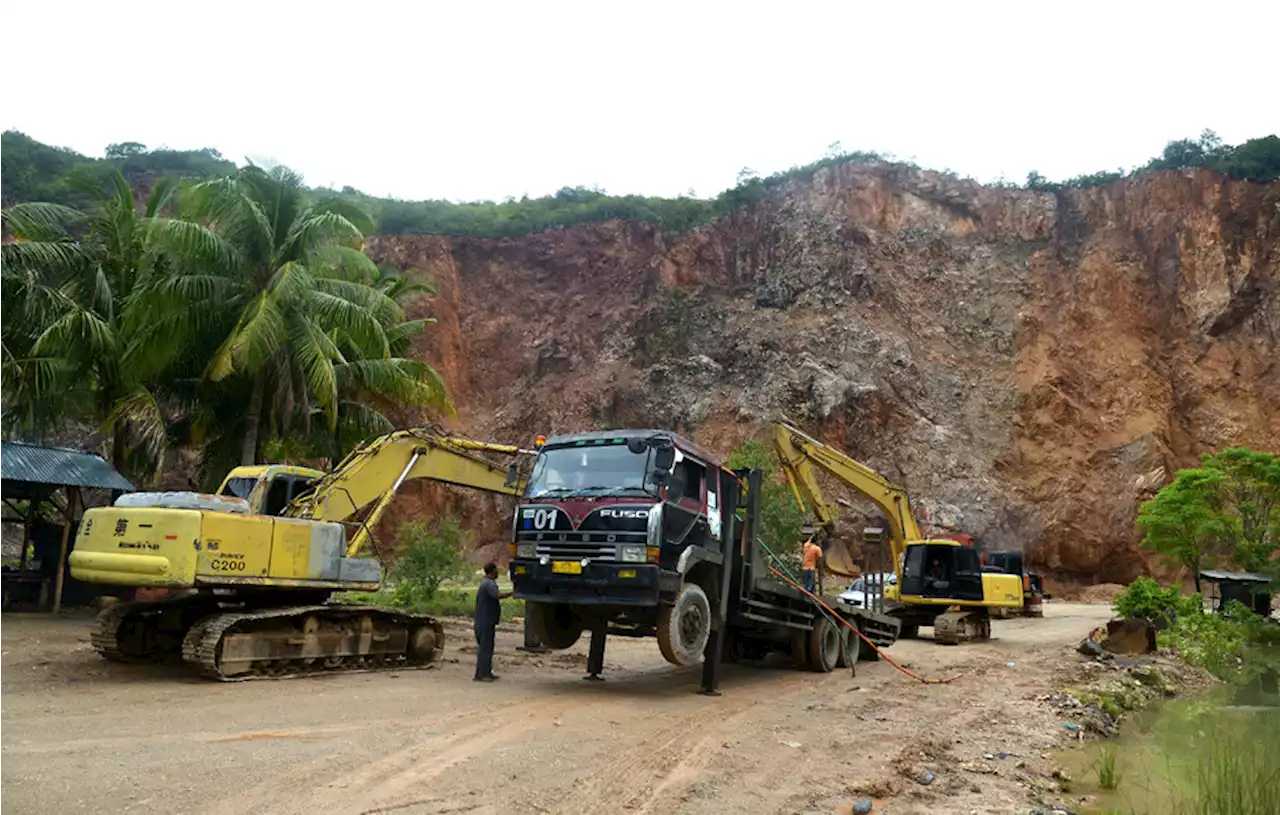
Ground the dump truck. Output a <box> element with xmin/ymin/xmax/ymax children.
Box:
<box><xmin>507</xmin><ymin>429</ymin><xmax>900</xmax><ymax>691</ymax></box>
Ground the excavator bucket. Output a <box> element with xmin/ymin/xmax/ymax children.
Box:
<box><xmin>823</xmin><ymin>540</ymin><xmax>860</xmax><ymax>577</ymax></box>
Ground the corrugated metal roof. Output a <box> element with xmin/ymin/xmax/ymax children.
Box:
<box><xmin>1</xmin><ymin>441</ymin><xmax>135</xmax><ymax>492</ymax></box>
<box><xmin>1199</xmin><ymin>569</ymin><xmax>1273</xmax><ymax>584</ymax></box>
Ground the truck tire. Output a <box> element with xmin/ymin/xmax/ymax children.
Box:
<box><xmin>790</xmin><ymin>629</ymin><xmax>812</xmax><ymax>671</ymax></box>
<box><xmin>808</xmin><ymin>616</ymin><xmax>841</xmax><ymax>672</ymax></box>
<box><xmin>526</xmin><ymin>602</ymin><xmax>584</xmax><ymax>650</ymax></box>
<box><xmin>855</xmin><ymin>622</ymin><xmax>881</xmax><ymax>662</ymax></box>
<box><xmin>835</xmin><ymin>627</ymin><xmax>852</xmax><ymax>668</ymax></box>
<box><xmin>657</xmin><ymin>584</ymin><xmax>711</xmax><ymax>667</ymax></box>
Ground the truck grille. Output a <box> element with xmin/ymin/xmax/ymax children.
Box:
<box><xmin>534</xmin><ymin>542</ymin><xmax>618</xmax><ymax>562</ymax></box>
<box><xmin>518</xmin><ymin>530</ymin><xmax>646</xmax><ymax>563</ymax></box>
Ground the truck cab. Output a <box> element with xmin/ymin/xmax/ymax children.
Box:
<box><xmin>509</xmin><ymin>430</ymin><xmax>729</xmax><ymax>662</ymax></box>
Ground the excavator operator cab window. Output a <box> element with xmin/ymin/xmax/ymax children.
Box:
<box><xmin>260</xmin><ymin>475</ymin><xmax>315</xmax><ymax>517</ymax></box>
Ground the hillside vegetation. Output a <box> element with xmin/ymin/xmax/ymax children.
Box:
<box><xmin>5</xmin><ymin>129</ymin><xmax>1278</xmax><ymax>240</ymax></box>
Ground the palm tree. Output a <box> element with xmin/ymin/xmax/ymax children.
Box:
<box><xmin>180</xmin><ymin>164</ymin><xmax>449</xmax><ymax>466</ymax></box>
<box><xmin>1</xmin><ymin>170</ymin><xmax>219</xmax><ymax>478</ymax></box>
<box><xmin>2</xmin><ymin>200</ymin><xmax>97</xmax><ymax>437</ymax></box>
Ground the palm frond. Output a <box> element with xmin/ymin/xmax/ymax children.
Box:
<box><xmin>0</xmin><ymin>240</ymin><xmax>94</xmax><ymax>275</ymax></box>
<box><xmin>305</xmin><ymin>289</ymin><xmax>389</xmax><ymax>358</ymax></box>
<box><xmin>1</xmin><ymin>202</ymin><xmax>85</xmax><ymax>240</ymax></box>
<box><xmin>386</xmin><ymin>317</ymin><xmax>436</xmax><ymax>354</ymax></box>
<box><xmin>279</xmin><ymin>210</ymin><xmax>364</xmax><ymax>262</ymax></box>
<box><xmin>313</xmin><ymin>277</ymin><xmax>403</xmax><ymax>325</ymax></box>
<box><xmin>288</xmin><ymin>316</ymin><xmax>341</xmax><ymax>429</ymax></box>
<box><xmin>145</xmin><ymin>175</ymin><xmax>180</xmax><ymax>219</ymax></box>
<box><xmin>109</xmin><ymin>387</ymin><xmax>169</xmax><ymax>482</ymax></box>
<box><xmin>335</xmin><ymin>357</ymin><xmax>452</xmax><ymax>414</ymax></box>
<box><xmin>310</xmin><ymin>244</ymin><xmax>380</xmax><ymax>282</ymax></box>
<box><xmin>309</xmin><ymin>197</ymin><xmax>375</xmax><ymax>234</ymax></box>
<box><xmin>208</xmin><ymin>290</ymin><xmax>286</xmax><ymax>379</ymax></box>
<box><xmin>145</xmin><ymin>218</ymin><xmax>244</xmax><ymax>276</ymax></box>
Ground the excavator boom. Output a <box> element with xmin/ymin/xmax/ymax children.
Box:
<box><xmin>772</xmin><ymin>421</ymin><xmax>923</xmax><ymax>576</ymax></box>
<box><xmin>286</xmin><ymin>428</ymin><xmax>529</xmax><ymax>556</ymax></box>
<box><xmin>770</xmin><ymin>421</ymin><xmax>1024</xmax><ymax>644</ymax></box>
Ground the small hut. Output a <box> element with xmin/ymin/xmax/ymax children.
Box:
<box><xmin>1</xmin><ymin>441</ymin><xmax>134</xmax><ymax>611</ymax></box>
<box><xmin>1198</xmin><ymin>569</ymin><xmax>1274</xmax><ymax>618</ymax></box>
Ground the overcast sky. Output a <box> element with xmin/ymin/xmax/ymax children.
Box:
<box><xmin>6</xmin><ymin>1</ymin><xmax>1277</xmax><ymax>202</ymax></box>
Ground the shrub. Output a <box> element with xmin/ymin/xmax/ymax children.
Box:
<box><xmin>1113</xmin><ymin>577</ymin><xmax>1202</xmax><ymax>622</ymax></box>
<box><xmin>386</xmin><ymin>518</ymin><xmax>469</xmax><ymax>605</ymax></box>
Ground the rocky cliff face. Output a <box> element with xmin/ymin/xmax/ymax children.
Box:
<box><xmin>366</xmin><ymin>163</ymin><xmax>1279</xmax><ymax>586</ymax></box>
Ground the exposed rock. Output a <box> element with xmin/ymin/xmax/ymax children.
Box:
<box><xmin>366</xmin><ymin>164</ymin><xmax>1280</xmax><ymax>583</ymax></box>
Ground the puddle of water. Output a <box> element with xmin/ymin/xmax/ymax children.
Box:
<box><xmin>1057</xmin><ymin>692</ymin><xmax>1280</xmax><ymax>815</ymax></box>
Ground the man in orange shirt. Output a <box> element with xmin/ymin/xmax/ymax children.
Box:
<box><xmin>801</xmin><ymin>538</ymin><xmax>822</xmax><ymax>594</ymax></box>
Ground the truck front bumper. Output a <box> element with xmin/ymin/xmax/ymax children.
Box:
<box><xmin>510</xmin><ymin>560</ymin><xmax>664</xmax><ymax>606</ymax></box>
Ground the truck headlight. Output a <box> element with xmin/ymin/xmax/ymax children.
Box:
<box><xmin>620</xmin><ymin>545</ymin><xmax>647</xmax><ymax>563</ymax></box>
<box><xmin>516</xmin><ymin>543</ymin><xmax>535</xmax><ymax>559</ymax></box>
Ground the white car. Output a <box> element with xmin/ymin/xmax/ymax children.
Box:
<box><xmin>839</xmin><ymin>572</ymin><xmax>896</xmax><ymax>608</ymax></box>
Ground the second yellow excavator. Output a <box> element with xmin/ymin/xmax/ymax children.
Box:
<box><xmin>69</xmin><ymin>427</ymin><xmax>533</xmax><ymax>680</ymax></box>
<box><xmin>771</xmin><ymin>421</ymin><xmax>1023</xmax><ymax>644</ymax></box>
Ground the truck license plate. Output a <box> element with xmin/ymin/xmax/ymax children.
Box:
<box><xmin>552</xmin><ymin>560</ymin><xmax>583</xmax><ymax>575</ymax></box>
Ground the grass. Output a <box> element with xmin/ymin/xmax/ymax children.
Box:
<box><xmin>1175</xmin><ymin>716</ymin><xmax>1280</xmax><ymax>815</ymax></box>
<box><xmin>1097</xmin><ymin>744</ymin><xmax>1122</xmax><ymax>790</ymax></box>
<box><xmin>343</xmin><ymin>576</ymin><xmax>526</xmax><ymax>623</ymax></box>
<box><xmin>1067</xmin><ymin>698</ymin><xmax>1280</xmax><ymax>815</ymax></box>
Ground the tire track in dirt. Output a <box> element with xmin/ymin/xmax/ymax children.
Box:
<box><xmin>553</xmin><ymin>671</ymin><xmax>814</xmax><ymax>815</ymax></box>
<box><xmin>202</xmin><ymin>691</ymin><xmax>567</xmax><ymax>815</ymax></box>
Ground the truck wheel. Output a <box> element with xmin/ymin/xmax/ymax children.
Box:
<box><xmin>526</xmin><ymin>603</ymin><xmax>583</xmax><ymax>650</ymax></box>
<box><xmin>835</xmin><ymin>627</ymin><xmax>851</xmax><ymax>668</ymax></box>
<box><xmin>808</xmin><ymin>616</ymin><xmax>841</xmax><ymax>672</ymax></box>
<box><xmin>855</xmin><ymin>623</ymin><xmax>881</xmax><ymax>662</ymax></box>
<box><xmin>790</xmin><ymin>629</ymin><xmax>812</xmax><ymax>671</ymax></box>
<box><xmin>657</xmin><ymin>584</ymin><xmax>711</xmax><ymax>666</ymax></box>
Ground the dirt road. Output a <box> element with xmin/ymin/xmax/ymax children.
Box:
<box><xmin>2</xmin><ymin>603</ymin><xmax>1113</xmax><ymax>814</ymax></box>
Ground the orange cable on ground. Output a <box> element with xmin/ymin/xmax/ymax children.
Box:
<box><xmin>768</xmin><ymin>564</ymin><xmax>964</xmax><ymax>685</ymax></box>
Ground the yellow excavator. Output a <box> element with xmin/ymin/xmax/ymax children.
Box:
<box><xmin>69</xmin><ymin>428</ymin><xmax>533</xmax><ymax>680</ymax></box>
<box><xmin>771</xmin><ymin>421</ymin><xmax>1023</xmax><ymax>643</ymax></box>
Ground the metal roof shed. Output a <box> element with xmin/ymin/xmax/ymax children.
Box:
<box><xmin>1</xmin><ymin>441</ymin><xmax>135</xmax><ymax>612</ymax></box>
<box><xmin>1198</xmin><ymin>569</ymin><xmax>1274</xmax><ymax>617</ymax></box>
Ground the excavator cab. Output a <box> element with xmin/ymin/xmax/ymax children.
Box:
<box><xmin>216</xmin><ymin>466</ymin><xmax>324</xmax><ymax>516</ymax></box>
<box><xmin>901</xmin><ymin>543</ymin><xmax>985</xmax><ymax>602</ymax></box>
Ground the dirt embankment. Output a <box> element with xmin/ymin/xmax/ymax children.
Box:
<box><xmin>365</xmin><ymin>164</ymin><xmax>1279</xmax><ymax>587</ymax></box>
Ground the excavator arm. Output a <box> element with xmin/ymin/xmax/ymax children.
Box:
<box><xmin>771</xmin><ymin>421</ymin><xmax>925</xmax><ymax>577</ymax></box>
<box><xmin>286</xmin><ymin>428</ymin><xmax>532</xmax><ymax>557</ymax></box>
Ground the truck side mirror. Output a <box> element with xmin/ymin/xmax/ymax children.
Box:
<box><xmin>505</xmin><ymin>462</ymin><xmax>520</xmax><ymax>488</ymax></box>
<box><xmin>653</xmin><ymin>447</ymin><xmax>675</xmax><ymax>471</ymax></box>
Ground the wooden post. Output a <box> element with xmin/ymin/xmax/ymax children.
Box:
<box><xmin>52</xmin><ymin>486</ymin><xmax>79</xmax><ymax>614</ymax></box>
<box><xmin>18</xmin><ymin>500</ymin><xmax>33</xmax><ymax>572</ymax></box>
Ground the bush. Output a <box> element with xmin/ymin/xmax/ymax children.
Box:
<box><xmin>1113</xmin><ymin>577</ymin><xmax>1202</xmax><ymax>622</ymax></box>
<box><xmin>386</xmin><ymin>518</ymin><xmax>469</xmax><ymax>605</ymax></box>
<box><xmin>726</xmin><ymin>439</ymin><xmax>806</xmax><ymax>563</ymax></box>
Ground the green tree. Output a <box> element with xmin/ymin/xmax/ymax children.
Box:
<box><xmin>388</xmin><ymin>517</ymin><xmax>469</xmax><ymax>605</ymax></box>
<box><xmin>180</xmin><ymin>164</ymin><xmax>449</xmax><ymax>466</ymax></box>
<box><xmin>1138</xmin><ymin>449</ymin><xmax>1280</xmax><ymax>590</ymax></box>
<box><xmin>1</xmin><ymin>170</ymin><xmax>219</xmax><ymax>479</ymax></box>
<box><xmin>726</xmin><ymin>439</ymin><xmax>806</xmax><ymax>561</ymax></box>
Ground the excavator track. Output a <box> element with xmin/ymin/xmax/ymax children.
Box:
<box><xmin>181</xmin><ymin>604</ymin><xmax>446</xmax><ymax>681</ymax></box>
<box><xmin>91</xmin><ymin>601</ymin><xmax>149</xmax><ymax>662</ymax></box>
<box><xmin>933</xmin><ymin>608</ymin><xmax>992</xmax><ymax>645</ymax></box>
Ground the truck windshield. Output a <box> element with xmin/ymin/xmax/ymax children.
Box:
<box><xmin>219</xmin><ymin>477</ymin><xmax>257</xmax><ymax>500</ymax></box>
<box><xmin>525</xmin><ymin>444</ymin><xmax>653</xmax><ymax>498</ymax></box>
